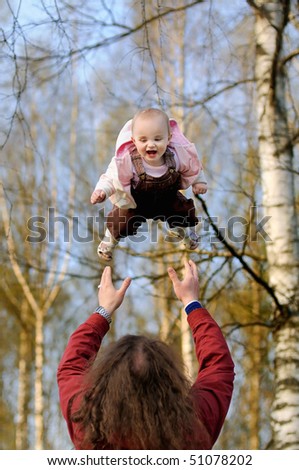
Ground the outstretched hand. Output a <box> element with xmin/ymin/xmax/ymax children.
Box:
<box><xmin>167</xmin><ymin>259</ymin><xmax>199</xmax><ymax>306</ymax></box>
<box><xmin>98</xmin><ymin>266</ymin><xmax>131</xmax><ymax>315</ymax></box>
<box><xmin>192</xmin><ymin>182</ymin><xmax>207</xmax><ymax>195</ymax></box>
<box><xmin>91</xmin><ymin>189</ymin><xmax>106</xmax><ymax>204</ymax></box>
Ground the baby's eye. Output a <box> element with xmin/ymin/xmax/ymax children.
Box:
<box><xmin>155</xmin><ymin>138</ymin><xmax>162</xmax><ymax>141</ymax></box>
<box><xmin>140</xmin><ymin>138</ymin><xmax>147</xmax><ymax>143</ymax></box>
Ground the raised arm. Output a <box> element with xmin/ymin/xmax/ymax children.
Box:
<box><xmin>57</xmin><ymin>269</ymin><xmax>131</xmax><ymax>431</ymax></box>
<box><xmin>168</xmin><ymin>259</ymin><xmax>234</xmax><ymax>445</ymax></box>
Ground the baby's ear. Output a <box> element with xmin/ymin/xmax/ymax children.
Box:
<box><xmin>168</xmin><ymin>133</ymin><xmax>172</xmax><ymax>142</ymax></box>
<box><xmin>131</xmin><ymin>137</ymin><xmax>135</xmax><ymax>143</ymax></box>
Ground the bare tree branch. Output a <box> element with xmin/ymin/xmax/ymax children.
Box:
<box><xmin>16</xmin><ymin>0</ymin><xmax>205</xmax><ymax>64</ymax></box>
<box><xmin>176</xmin><ymin>78</ymin><xmax>256</xmax><ymax>108</ymax></box>
<box><xmin>195</xmin><ymin>195</ymin><xmax>284</xmax><ymax>314</ymax></box>
<box><xmin>281</xmin><ymin>47</ymin><xmax>299</xmax><ymax>66</ymax></box>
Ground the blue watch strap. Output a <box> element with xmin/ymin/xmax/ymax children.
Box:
<box><xmin>185</xmin><ymin>301</ymin><xmax>203</xmax><ymax>315</ymax></box>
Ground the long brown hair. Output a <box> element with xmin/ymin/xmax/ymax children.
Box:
<box><xmin>72</xmin><ymin>335</ymin><xmax>210</xmax><ymax>449</ymax></box>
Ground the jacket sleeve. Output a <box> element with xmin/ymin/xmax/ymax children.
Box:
<box><xmin>57</xmin><ymin>314</ymin><xmax>110</xmax><ymax>438</ymax></box>
<box><xmin>170</xmin><ymin>144</ymin><xmax>203</xmax><ymax>189</ymax></box>
<box><xmin>188</xmin><ymin>308</ymin><xmax>235</xmax><ymax>446</ymax></box>
<box><xmin>191</xmin><ymin>169</ymin><xmax>208</xmax><ymax>186</ymax></box>
<box><xmin>94</xmin><ymin>157</ymin><xmax>118</xmax><ymax>198</ymax></box>
<box><xmin>95</xmin><ymin>154</ymin><xmax>136</xmax><ymax>209</ymax></box>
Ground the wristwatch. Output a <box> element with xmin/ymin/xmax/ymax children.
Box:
<box><xmin>94</xmin><ymin>306</ymin><xmax>112</xmax><ymax>324</ymax></box>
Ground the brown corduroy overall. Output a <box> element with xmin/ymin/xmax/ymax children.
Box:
<box><xmin>106</xmin><ymin>147</ymin><xmax>198</xmax><ymax>240</ymax></box>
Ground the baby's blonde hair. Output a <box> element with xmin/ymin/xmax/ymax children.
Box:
<box><xmin>132</xmin><ymin>108</ymin><xmax>171</xmax><ymax>135</ymax></box>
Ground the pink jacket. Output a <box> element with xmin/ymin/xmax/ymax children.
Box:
<box><xmin>95</xmin><ymin>119</ymin><xmax>206</xmax><ymax>209</ymax></box>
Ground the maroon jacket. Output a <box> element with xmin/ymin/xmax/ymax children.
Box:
<box><xmin>57</xmin><ymin>308</ymin><xmax>234</xmax><ymax>449</ymax></box>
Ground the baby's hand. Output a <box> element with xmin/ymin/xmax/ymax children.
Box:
<box><xmin>90</xmin><ymin>189</ymin><xmax>106</xmax><ymax>204</ymax></box>
<box><xmin>192</xmin><ymin>182</ymin><xmax>207</xmax><ymax>195</ymax></box>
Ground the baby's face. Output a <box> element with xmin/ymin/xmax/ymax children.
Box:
<box><xmin>132</xmin><ymin>114</ymin><xmax>171</xmax><ymax>167</ymax></box>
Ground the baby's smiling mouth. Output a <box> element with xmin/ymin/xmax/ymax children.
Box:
<box><xmin>146</xmin><ymin>150</ymin><xmax>157</xmax><ymax>155</ymax></box>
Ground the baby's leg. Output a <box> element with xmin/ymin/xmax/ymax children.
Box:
<box><xmin>166</xmin><ymin>193</ymin><xmax>199</xmax><ymax>250</ymax></box>
<box><xmin>97</xmin><ymin>228</ymin><xmax>118</xmax><ymax>261</ymax></box>
<box><xmin>166</xmin><ymin>225</ymin><xmax>199</xmax><ymax>250</ymax></box>
<box><xmin>107</xmin><ymin>206</ymin><xmax>144</xmax><ymax>239</ymax></box>
<box><xmin>97</xmin><ymin>206</ymin><xmax>144</xmax><ymax>260</ymax></box>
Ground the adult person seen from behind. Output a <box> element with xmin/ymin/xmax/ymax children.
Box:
<box><xmin>57</xmin><ymin>259</ymin><xmax>234</xmax><ymax>449</ymax></box>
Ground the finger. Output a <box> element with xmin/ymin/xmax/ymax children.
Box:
<box><xmin>167</xmin><ymin>266</ymin><xmax>179</xmax><ymax>285</ymax></box>
<box><xmin>188</xmin><ymin>259</ymin><xmax>198</xmax><ymax>278</ymax></box>
<box><xmin>101</xmin><ymin>266</ymin><xmax>112</xmax><ymax>285</ymax></box>
<box><xmin>118</xmin><ymin>277</ymin><xmax>131</xmax><ymax>296</ymax></box>
<box><xmin>99</xmin><ymin>267</ymin><xmax>107</xmax><ymax>284</ymax></box>
<box><xmin>183</xmin><ymin>258</ymin><xmax>193</xmax><ymax>276</ymax></box>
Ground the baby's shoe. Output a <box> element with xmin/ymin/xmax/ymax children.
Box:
<box><xmin>167</xmin><ymin>226</ymin><xmax>199</xmax><ymax>250</ymax></box>
<box><xmin>97</xmin><ymin>241</ymin><xmax>113</xmax><ymax>261</ymax></box>
<box><xmin>167</xmin><ymin>226</ymin><xmax>186</xmax><ymax>242</ymax></box>
<box><xmin>183</xmin><ymin>230</ymin><xmax>199</xmax><ymax>250</ymax></box>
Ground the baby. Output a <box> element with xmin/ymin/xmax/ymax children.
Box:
<box><xmin>91</xmin><ymin>108</ymin><xmax>207</xmax><ymax>260</ymax></box>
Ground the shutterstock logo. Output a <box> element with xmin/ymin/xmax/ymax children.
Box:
<box><xmin>26</xmin><ymin>207</ymin><xmax>103</xmax><ymax>243</ymax></box>
<box><xmin>26</xmin><ymin>206</ymin><xmax>271</xmax><ymax>244</ymax></box>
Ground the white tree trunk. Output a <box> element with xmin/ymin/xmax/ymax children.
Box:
<box><xmin>180</xmin><ymin>308</ymin><xmax>195</xmax><ymax>380</ymax></box>
<box><xmin>16</xmin><ymin>302</ymin><xmax>31</xmax><ymax>450</ymax></box>
<box><xmin>252</xmin><ymin>0</ymin><xmax>299</xmax><ymax>449</ymax></box>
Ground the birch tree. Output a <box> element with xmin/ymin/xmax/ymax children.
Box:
<box><xmin>248</xmin><ymin>0</ymin><xmax>299</xmax><ymax>449</ymax></box>
<box><xmin>0</xmin><ymin>68</ymin><xmax>79</xmax><ymax>447</ymax></box>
